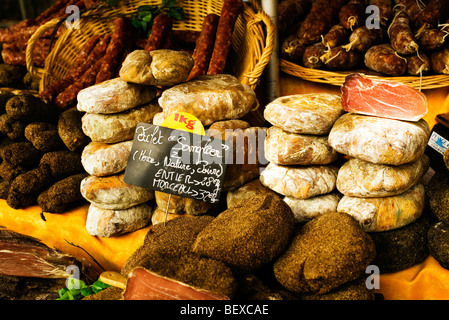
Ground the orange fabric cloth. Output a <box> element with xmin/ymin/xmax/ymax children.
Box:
<box><xmin>0</xmin><ymin>200</ymin><xmax>149</xmax><ymax>273</ymax></box>
<box><xmin>377</xmin><ymin>256</ymin><xmax>449</xmax><ymax>300</ymax></box>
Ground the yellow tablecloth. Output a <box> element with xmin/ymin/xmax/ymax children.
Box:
<box><xmin>1</xmin><ymin>74</ymin><xmax>449</xmax><ymax>300</ymax></box>
<box><xmin>1</xmin><ymin>198</ymin><xmax>449</xmax><ymax>300</ymax></box>
<box><xmin>0</xmin><ymin>200</ymin><xmax>148</xmax><ymax>273</ymax></box>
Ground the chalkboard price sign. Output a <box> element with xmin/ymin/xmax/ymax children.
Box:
<box><xmin>124</xmin><ymin>123</ymin><xmax>229</xmax><ymax>204</ymax></box>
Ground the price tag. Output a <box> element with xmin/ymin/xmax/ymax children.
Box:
<box><xmin>124</xmin><ymin>121</ymin><xmax>229</xmax><ymax>204</ymax></box>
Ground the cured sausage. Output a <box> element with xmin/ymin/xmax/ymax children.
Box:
<box><xmin>297</xmin><ymin>0</ymin><xmax>347</xmax><ymax>45</ymax></box>
<box><xmin>407</xmin><ymin>51</ymin><xmax>431</xmax><ymax>76</ymax></box>
<box><xmin>35</xmin><ymin>0</ymin><xmax>69</xmax><ymax>24</ymax></box>
<box><xmin>207</xmin><ymin>0</ymin><xmax>243</xmax><ymax>75</ymax></box>
<box><xmin>54</xmin><ymin>35</ymin><xmax>110</xmax><ymax>110</ymax></box>
<box><xmin>393</xmin><ymin>0</ymin><xmax>424</xmax><ymax>23</ymax></box>
<box><xmin>388</xmin><ymin>11</ymin><xmax>418</xmax><ymax>55</ymax></box>
<box><xmin>342</xmin><ymin>26</ymin><xmax>383</xmax><ymax>52</ymax></box>
<box><xmin>413</xmin><ymin>0</ymin><xmax>449</xmax><ymax>29</ymax></box>
<box><xmin>431</xmin><ymin>48</ymin><xmax>449</xmax><ymax>74</ymax></box>
<box><xmin>415</xmin><ymin>28</ymin><xmax>446</xmax><ymax>51</ymax></box>
<box><xmin>408</xmin><ymin>53</ymin><xmax>431</xmax><ymax>76</ymax></box>
<box><xmin>187</xmin><ymin>13</ymin><xmax>220</xmax><ymax>80</ymax></box>
<box><xmin>278</xmin><ymin>0</ymin><xmax>311</xmax><ymax>37</ymax></box>
<box><xmin>340</xmin><ymin>73</ymin><xmax>428</xmax><ymax>122</ymax></box>
<box><xmin>302</xmin><ymin>42</ymin><xmax>326</xmax><ymax>68</ymax></box>
<box><xmin>367</xmin><ymin>0</ymin><xmax>393</xmax><ymax>26</ymax></box>
<box><xmin>281</xmin><ymin>34</ymin><xmax>305</xmax><ymax>63</ymax></box>
<box><xmin>322</xmin><ymin>24</ymin><xmax>349</xmax><ymax>49</ymax></box>
<box><xmin>364</xmin><ymin>44</ymin><xmax>407</xmax><ymax>76</ymax></box>
<box><xmin>171</xmin><ymin>30</ymin><xmax>200</xmax><ymax>50</ymax></box>
<box><xmin>320</xmin><ymin>46</ymin><xmax>361</xmax><ymax>70</ymax></box>
<box><xmin>338</xmin><ymin>0</ymin><xmax>365</xmax><ymax>30</ymax></box>
<box><xmin>144</xmin><ymin>14</ymin><xmax>172</xmax><ymax>52</ymax></box>
<box><xmin>95</xmin><ymin>17</ymin><xmax>127</xmax><ymax>84</ymax></box>
<box><xmin>39</xmin><ymin>35</ymin><xmax>101</xmax><ymax>103</ymax></box>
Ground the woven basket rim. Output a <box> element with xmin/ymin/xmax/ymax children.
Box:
<box><xmin>280</xmin><ymin>58</ymin><xmax>449</xmax><ymax>91</ymax></box>
<box><xmin>26</xmin><ymin>0</ymin><xmax>274</xmax><ymax>92</ymax></box>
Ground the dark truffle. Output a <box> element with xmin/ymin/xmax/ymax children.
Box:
<box><xmin>0</xmin><ymin>141</ymin><xmax>42</xmax><ymax>166</ymax></box>
<box><xmin>369</xmin><ymin>212</ymin><xmax>432</xmax><ymax>274</ymax></box>
<box><xmin>25</xmin><ymin>122</ymin><xmax>65</xmax><ymax>152</ymax></box>
<box><xmin>273</xmin><ymin>212</ymin><xmax>376</xmax><ymax>295</ymax></box>
<box><xmin>301</xmin><ymin>277</ymin><xmax>375</xmax><ymax>300</ymax></box>
<box><xmin>428</xmin><ymin>221</ymin><xmax>449</xmax><ymax>270</ymax></box>
<box><xmin>426</xmin><ymin>170</ymin><xmax>449</xmax><ymax>224</ymax></box>
<box><xmin>57</xmin><ymin>108</ymin><xmax>90</xmax><ymax>152</ymax></box>
<box><xmin>192</xmin><ymin>194</ymin><xmax>295</xmax><ymax>274</ymax></box>
<box><xmin>82</xmin><ymin>286</ymin><xmax>123</xmax><ymax>300</ymax></box>
<box><xmin>0</xmin><ymin>113</ymin><xmax>26</xmax><ymax>140</ymax></box>
<box><xmin>5</xmin><ymin>94</ymin><xmax>59</xmax><ymax>123</ymax></box>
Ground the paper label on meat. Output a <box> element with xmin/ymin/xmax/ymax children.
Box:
<box><xmin>428</xmin><ymin>131</ymin><xmax>449</xmax><ymax>155</ymax></box>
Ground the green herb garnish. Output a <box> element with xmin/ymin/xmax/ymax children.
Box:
<box><xmin>132</xmin><ymin>0</ymin><xmax>185</xmax><ymax>36</ymax></box>
<box><xmin>57</xmin><ymin>277</ymin><xmax>110</xmax><ymax>300</ymax></box>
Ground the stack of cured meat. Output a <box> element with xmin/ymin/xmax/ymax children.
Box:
<box><xmin>259</xmin><ymin>93</ymin><xmax>343</xmax><ymax>223</ymax></box>
<box><xmin>77</xmin><ymin>76</ymin><xmax>161</xmax><ymax>238</ymax></box>
<box><xmin>0</xmin><ymin>0</ymin><xmax>101</xmax><ymax>67</ymax></box>
<box><xmin>329</xmin><ymin>74</ymin><xmax>432</xmax><ymax>273</ymax></box>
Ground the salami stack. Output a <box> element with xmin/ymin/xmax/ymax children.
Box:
<box><xmin>260</xmin><ymin>93</ymin><xmax>344</xmax><ymax>223</ymax></box>
<box><xmin>328</xmin><ymin>74</ymin><xmax>432</xmax><ymax>273</ymax></box>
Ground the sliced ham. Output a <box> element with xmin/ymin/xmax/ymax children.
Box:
<box><xmin>123</xmin><ymin>267</ymin><xmax>229</xmax><ymax>300</ymax></box>
<box><xmin>341</xmin><ymin>73</ymin><xmax>428</xmax><ymax>122</ymax></box>
<box><xmin>0</xmin><ymin>228</ymin><xmax>79</xmax><ymax>278</ymax></box>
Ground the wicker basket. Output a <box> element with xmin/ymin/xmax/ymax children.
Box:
<box><xmin>281</xmin><ymin>58</ymin><xmax>449</xmax><ymax>91</ymax></box>
<box><xmin>26</xmin><ymin>0</ymin><xmax>274</xmax><ymax>92</ymax></box>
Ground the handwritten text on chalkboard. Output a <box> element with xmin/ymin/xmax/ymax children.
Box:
<box><xmin>124</xmin><ymin>123</ymin><xmax>229</xmax><ymax>204</ymax></box>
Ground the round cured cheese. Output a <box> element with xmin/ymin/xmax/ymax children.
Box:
<box><xmin>337</xmin><ymin>183</ymin><xmax>425</xmax><ymax>232</ymax></box>
<box><xmin>259</xmin><ymin>162</ymin><xmax>338</xmax><ymax>199</ymax></box>
<box><xmin>265</xmin><ymin>126</ymin><xmax>338</xmax><ymax>165</ymax></box>
<box><xmin>328</xmin><ymin>113</ymin><xmax>430</xmax><ymax>165</ymax></box>
<box><xmin>264</xmin><ymin>93</ymin><xmax>343</xmax><ymax>135</ymax></box>
<box><xmin>283</xmin><ymin>192</ymin><xmax>342</xmax><ymax>223</ymax></box>
<box><xmin>336</xmin><ymin>154</ymin><xmax>430</xmax><ymax>197</ymax></box>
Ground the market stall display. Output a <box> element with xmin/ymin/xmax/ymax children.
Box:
<box><xmin>1</xmin><ymin>0</ymin><xmax>449</xmax><ymax>303</ymax></box>
<box><xmin>279</xmin><ymin>0</ymin><xmax>449</xmax><ymax>89</ymax></box>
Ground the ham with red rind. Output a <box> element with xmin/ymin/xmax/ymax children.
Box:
<box><xmin>123</xmin><ymin>267</ymin><xmax>229</xmax><ymax>300</ymax></box>
<box><xmin>341</xmin><ymin>74</ymin><xmax>428</xmax><ymax>122</ymax></box>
